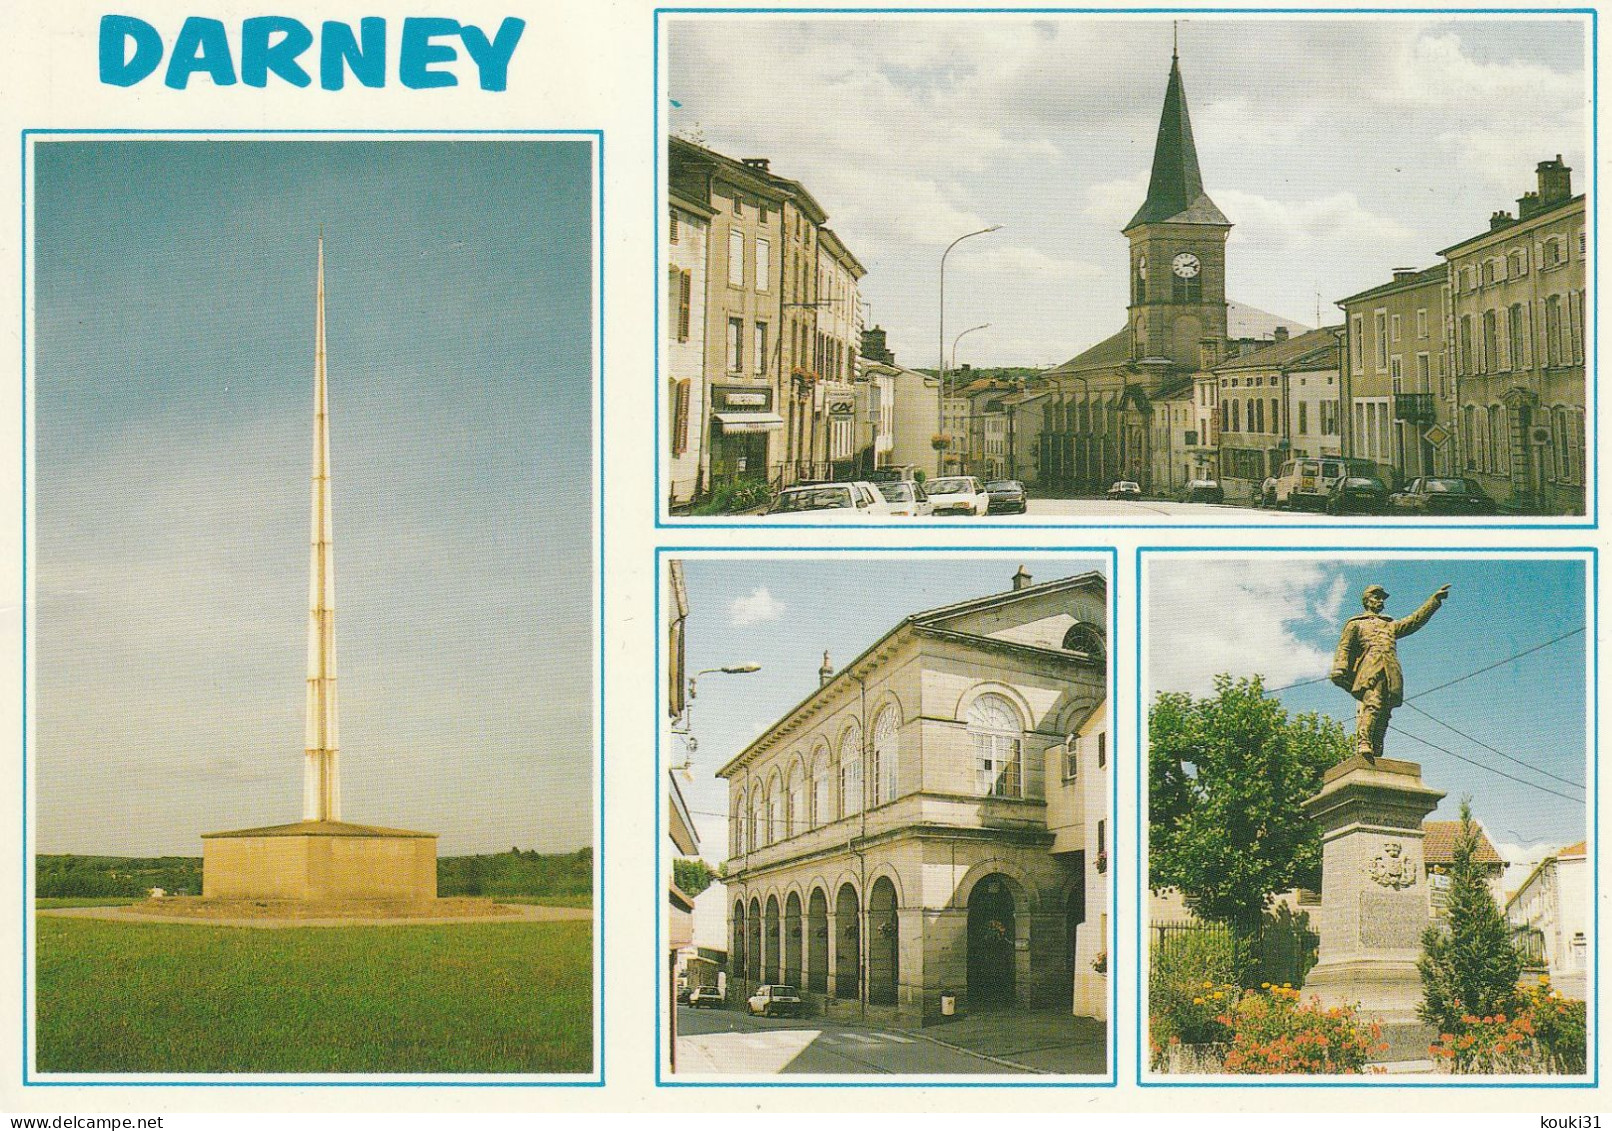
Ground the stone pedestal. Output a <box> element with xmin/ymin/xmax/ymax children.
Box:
<box><xmin>202</xmin><ymin>819</ymin><xmax>438</xmax><ymax>902</ymax></box>
<box><xmin>1301</xmin><ymin>755</ymin><xmax>1444</xmax><ymax>1034</ymax></box>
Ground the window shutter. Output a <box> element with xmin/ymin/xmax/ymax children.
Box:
<box><xmin>672</xmin><ymin>379</ymin><xmax>691</xmax><ymax>457</ymax></box>
<box><xmin>677</xmin><ymin>270</ymin><xmax>692</xmax><ymax>342</ymax></box>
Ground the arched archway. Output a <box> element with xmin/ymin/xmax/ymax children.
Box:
<box><xmin>835</xmin><ymin>882</ymin><xmax>860</xmax><ymax>1000</ymax></box>
<box><xmin>746</xmin><ymin>896</ymin><xmax>762</xmax><ymax>983</ymax></box>
<box><xmin>807</xmin><ymin>887</ymin><xmax>829</xmax><ymax>994</ymax></box>
<box><xmin>967</xmin><ymin>873</ymin><xmax>1018</xmax><ymax>1008</ymax></box>
<box><xmin>867</xmin><ymin>877</ymin><xmax>899</xmax><ymax>1006</ymax></box>
<box><xmin>764</xmin><ymin>895</ymin><xmax>781</xmax><ymax>983</ymax></box>
<box><xmin>784</xmin><ymin>891</ymin><xmax>803</xmax><ymax>986</ymax></box>
<box><xmin>732</xmin><ymin>900</ymin><xmax>746</xmax><ymax>987</ymax></box>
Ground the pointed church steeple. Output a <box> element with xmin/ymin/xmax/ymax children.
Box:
<box><xmin>304</xmin><ymin>234</ymin><xmax>341</xmax><ymax>823</ymax></box>
<box><xmin>1125</xmin><ymin>50</ymin><xmax>1228</xmax><ymax>231</ymax></box>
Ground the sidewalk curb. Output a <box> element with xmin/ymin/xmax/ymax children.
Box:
<box><xmin>887</xmin><ymin>1025</ymin><xmax>1049</xmax><ymax>1075</ymax></box>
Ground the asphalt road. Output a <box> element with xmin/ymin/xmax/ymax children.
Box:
<box><xmin>1020</xmin><ymin>496</ymin><xmax>1313</xmax><ymax>519</ymax></box>
<box><xmin>673</xmin><ymin>1005</ymin><xmax>1026</xmax><ymax>1076</ymax></box>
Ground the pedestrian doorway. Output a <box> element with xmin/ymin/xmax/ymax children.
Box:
<box><xmin>967</xmin><ymin>874</ymin><xmax>1017</xmax><ymax>1008</ymax></box>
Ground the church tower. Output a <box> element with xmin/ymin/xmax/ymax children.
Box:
<box><xmin>1124</xmin><ymin>44</ymin><xmax>1231</xmax><ymax>371</ymax></box>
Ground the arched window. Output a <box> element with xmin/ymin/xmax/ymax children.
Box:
<box><xmin>872</xmin><ymin>706</ymin><xmax>900</xmax><ymax>807</ymax></box>
<box><xmin>811</xmin><ymin>746</ymin><xmax>832</xmax><ymax>827</ymax></box>
<box><xmin>839</xmin><ymin>720</ymin><xmax>864</xmax><ymax>817</ymax></box>
<box><xmin>733</xmin><ymin>788</ymin><xmax>746</xmax><ymax>858</ymax></box>
<box><xmin>766</xmin><ymin>772</ymin><xmax>784</xmax><ymax>845</ymax></box>
<box><xmin>749</xmin><ymin>791</ymin><xmax>763</xmax><ymax>853</ymax></box>
<box><xmin>969</xmin><ymin>693</ymin><xmax>1023</xmax><ymax>799</ymax></box>
<box><xmin>788</xmin><ymin>762</ymin><xmax>807</xmax><ymax>838</ymax></box>
<box><xmin>1061</xmin><ymin>622</ymin><xmax>1107</xmax><ymax>662</ymax></box>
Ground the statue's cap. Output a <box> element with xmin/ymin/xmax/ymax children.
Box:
<box><xmin>1363</xmin><ymin>584</ymin><xmax>1389</xmax><ymax>599</ymax></box>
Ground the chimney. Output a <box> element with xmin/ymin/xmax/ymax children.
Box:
<box><xmin>741</xmin><ymin>157</ymin><xmax>771</xmax><ymax>173</ymax></box>
<box><xmin>1537</xmin><ymin>155</ymin><xmax>1572</xmax><ymax>207</ymax></box>
<box><xmin>1273</xmin><ymin>326</ymin><xmax>1289</xmax><ymax>343</ymax></box>
<box><xmin>861</xmin><ymin>326</ymin><xmax>893</xmax><ymax>365</ymax></box>
<box><xmin>1391</xmin><ymin>267</ymin><xmax>1417</xmax><ymax>282</ymax></box>
<box><xmin>1012</xmin><ymin>565</ymin><xmax>1033</xmax><ymax>591</ymax></box>
<box><xmin>818</xmin><ymin>650</ymin><xmax>833</xmax><ymax>687</ymax></box>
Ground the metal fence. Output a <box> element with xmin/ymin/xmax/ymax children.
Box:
<box><xmin>1150</xmin><ymin>917</ymin><xmax>1320</xmax><ymax>990</ymax></box>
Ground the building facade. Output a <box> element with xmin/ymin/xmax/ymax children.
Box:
<box><xmin>1441</xmin><ymin>158</ymin><xmax>1586</xmax><ymax>514</ymax></box>
<box><xmin>669</xmin><ymin>138</ymin><xmax>867</xmax><ymax>496</ymax></box>
<box><xmin>861</xmin><ymin>328</ymin><xmax>942</xmax><ymax>477</ymax></box>
<box><xmin>667</xmin><ymin>195</ymin><xmax>714</xmax><ymax>505</ymax></box>
<box><xmin>1211</xmin><ymin>326</ymin><xmax>1342</xmax><ymax>499</ymax></box>
<box><xmin>1506</xmin><ymin>840</ymin><xmax>1589</xmax><ymax>999</ymax></box>
<box><xmin>1337</xmin><ymin>266</ymin><xmax>1448</xmax><ymax>487</ymax></box>
<box><xmin>718</xmin><ymin>570</ymin><xmax>1109</xmax><ymax>1027</ymax></box>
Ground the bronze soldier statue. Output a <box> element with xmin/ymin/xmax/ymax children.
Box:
<box><xmin>1330</xmin><ymin>583</ymin><xmax>1450</xmax><ymax>761</ymax></box>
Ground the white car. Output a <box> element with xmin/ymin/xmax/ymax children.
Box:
<box><xmin>873</xmin><ymin>480</ymin><xmax>933</xmax><ymax>517</ymax></box>
<box><xmin>764</xmin><ymin>481</ymin><xmax>890</xmax><ymax>520</ymax></box>
<box><xmin>925</xmin><ymin>476</ymin><xmax>990</xmax><ymax>516</ymax></box>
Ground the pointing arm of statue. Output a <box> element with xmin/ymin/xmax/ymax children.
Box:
<box><xmin>1394</xmin><ymin>584</ymin><xmax>1451</xmax><ymax>639</ymax></box>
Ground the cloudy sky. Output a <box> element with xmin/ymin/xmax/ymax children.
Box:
<box><xmin>1147</xmin><ymin>555</ymin><xmax>1588</xmax><ymax>884</ymax></box>
<box><xmin>32</xmin><ymin>140</ymin><xmax>595</xmax><ymax>856</ymax></box>
<box><xmin>668</xmin><ymin>15</ymin><xmax>1588</xmax><ymax>367</ymax></box>
<box><xmin>672</xmin><ymin>555</ymin><xmax>1106</xmax><ymax>857</ymax></box>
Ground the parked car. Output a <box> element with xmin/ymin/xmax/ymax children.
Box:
<box><xmin>764</xmin><ymin>482</ymin><xmax>888</xmax><ymax>520</ymax></box>
<box><xmin>874</xmin><ymin>479</ymin><xmax>933</xmax><ymax>517</ymax></box>
<box><xmin>865</xmin><ymin>464</ymin><xmax>921</xmax><ymax>484</ymax></box>
<box><xmin>926</xmin><ymin>476</ymin><xmax>990</xmax><ymax>516</ymax></box>
<box><xmin>984</xmin><ymin>479</ymin><xmax>1028</xmax><ymax>515</ymax></box>
<box><xmin>1325</xmin><ymin>474</ymin><xmax>1390</xmax><ymax>516</ymax></box>
<box><xmin>1389</xmin><ymin>476</ymin><xmax>1498</xmax><ymax>516</ymax></box>
<box><xmin>747</xmin><ymin>984</ymin><xmax>804</xmax><ymax>1018</ymax></box>
<box><xmin>676</xmin><ymin>983</ymin><xmax>692</xmax><ymax>1005</ymax></box>
<box><xmin>1181</xmin><ymin>478</ymin><xmax>1225</xmax><ymax>504</ymax></box>
<box><xmin>688</xmin><ymin>986</ymin><xmax>724</xmax><ymax>1009</ymax></box>
<box><xmin>1106</xmin><ymin>480</ymin><xmax>1142</xmax><ymax>500</ymax></box>
<box><xmin>1271</xmin><ymin>457</ymin><xmax>1378</xmax><ymax>510</ymax></box>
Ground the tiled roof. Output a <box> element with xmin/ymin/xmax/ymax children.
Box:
<box><xmin>1422</xmin><ymin>820</ymin><xmax>1504</xmax><ymax>866</ymax></box>
<box><xmin>1214</xmin><ymin>325</ymin><xmax>1342</xmax><ymax>373</ymax></box>
<box><xmin>1558</xmin><ymin>840</ymin><xmax>1587</xmax><ymax>859</ymax></box>
<box><xmin>1047</xmin><ymin>327</ymin><xmax>1131</xmax><ymax>375</ymax></box>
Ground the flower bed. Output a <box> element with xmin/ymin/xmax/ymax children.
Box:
<box><xmin>1428</xmin><ymin>977</ymin><xmax>1587</xmax><ymax>1074</ymax></box>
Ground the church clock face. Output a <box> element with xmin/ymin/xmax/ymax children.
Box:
<box><xmin>1171</xmin><ymin>252</ymin><xmax>1201</xmax><ymax>278</ymax></box>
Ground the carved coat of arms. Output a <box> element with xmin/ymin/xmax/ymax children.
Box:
<box><xmin>1364</xmin><ymin>840</ymin><xmax>1417</xmax><ymax>889</ymax></box>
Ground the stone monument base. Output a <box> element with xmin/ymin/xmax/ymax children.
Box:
<box><xmin>202</xmin><ymin>819</ymin><xmax>438</xmax><ymax>902</ymax></box>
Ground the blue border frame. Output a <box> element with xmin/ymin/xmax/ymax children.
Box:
<box><xmin>653</xmin><ymin>545</ymin><xmax>1120</xmax><ymax>1088</ymax></box>
<box><xmin>18</xmin><ymin>128</ymin><xmax>608</xmax><ymax>1089</ymax></box>
<box><xmin>1132</xmin><ymin>545</ymin><xmax>1599</xmax><ymax>1089</ymax></box>
<box><xmin>652</xmin><ymin>6</ymin><xmax>1598</xmax><ymax>533</ymax></box>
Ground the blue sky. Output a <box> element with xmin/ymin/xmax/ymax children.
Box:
<box><xmin>32</xmin><ymin>139</ymin><xmax>595</xmax><ymax>856</ymax></box>
<box><xmin>673</xmin><ymin>555</ymin><xmax>1107</xmax><ymax>855</ymax></box>
<box><xmin>1148</xmin><ymin>555</ymin><xmax>1589</xmax><ymax>865</ymax></box>
<box><xmin>669</xmin><ymin>15</ymin><xmax>1588</xmax><ymax>367</ymax></box>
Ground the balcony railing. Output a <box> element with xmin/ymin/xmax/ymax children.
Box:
<box><xmin>1394</xmin><ymin>392</ymin><xmax>1437</xmax><ymax>423</ymax></box>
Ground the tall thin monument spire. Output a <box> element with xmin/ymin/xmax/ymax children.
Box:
<box><xmin>304</xmin><ymin>234</ymin><xmax>341</xmax><ymax>822</ymax></box>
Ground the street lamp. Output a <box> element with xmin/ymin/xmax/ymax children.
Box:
<box><xmin>951</xmin><ymin>323</ymin><xmax>991</xmax><ymax>372</ymax></box>
<box><xmin>670</xmin><ymin>664</ymin><xmax>762</xmax><ymax>773</ymax></box>
<box><xmin>937</xmin><ymin>225</ymin><xmax>1002</xmax><ymax>473</ymax></box>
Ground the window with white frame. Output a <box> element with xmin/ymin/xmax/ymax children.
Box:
<box><xmin>811</xmin><ymin>749</ymin><xmax>832</xmax><ymax>827</ymax></box>
<box><xmin>1374</xmin><ymin>310</ymin><xmax>1388</xmax><ymax>369</ymax></box>
<box><xmin>767</xmin><ymin>774</ymin><xmax>783</xmax><ymax>845</ymax></box>
<box><xmin>1417</xmin><ymin>307</ymin><xmax>1428</xmax><ymax>338</ymax></box>
<box><xmin>727</xmin><ymin>229</ymin><xmax>744</xmax><ymax>288</ymax></box>
<box><xmin>839</xmin><ymin>720</ymin><xmax>863</xmax><ymax>817</ymax></box>
<box><xmin>755</xmin><ymin>321</ymin><xmax>769</xmax><ymax>377</ymax></box>
<box><xmin>1391</xmin><ymin>313</ymin><xmax>1402</xmax><ymax>343</ymax></box>
<box><xmin>969</xmin><ymin>693</ymin><xmax>1023</xmax><ymax>799</ymax></box>
<box><xmin>788</xmin><ymin>763</ymin><xmax>807</xmax><ymax>838</ymax></box>
<box><xmin>872</xmin><ymin>706</ymin><xmax>899</xmax><ymax>806</ymax></box>
<box><xmin>756</xmin><ymin>238</ymin><xmax>771</xmax><ymax>294</ymax></box>
<box><xmin>733</xmin><ymin>788</ymin><xmax>746</xmax><ymax>858</ymax></box>
<box><xmin>727</xmin><ymin>317</ymin><xmax>744</xmax><ymax>373</ymax></box>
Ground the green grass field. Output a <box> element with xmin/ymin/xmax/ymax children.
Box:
<box><xmin>35</xmin><ymin>917</ymin><xmax>593</xmax><ymax>1074</ymax></box>
<box><xmin>500</xmin><ymin>893</ymin><xmax>593</xmax><ymax>910</ymax></box>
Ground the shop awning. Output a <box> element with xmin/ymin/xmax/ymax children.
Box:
<box><xmin>713</xmin><ymin>412</ymin><xmax>785</xmax><ymax>434</ymax></box>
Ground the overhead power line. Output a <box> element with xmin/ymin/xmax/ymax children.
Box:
<box><xmin>1387</xmin><ymin>723</ymin><xmax>1584</xmax><ymax>805</ymax></box>
<box><xmin>1406</xmin><ymin>625</ymin><xmax>1585</xmax><ymax>702</ymax></box>
<box><xmin>1402</xmin><ymin>700</ymin><xmax>1584</xmax><ymax>792</ymax></box>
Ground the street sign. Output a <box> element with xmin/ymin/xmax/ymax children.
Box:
<box><xmin>1423</xmin><ymin>422</ymin><xmax>1450</xmax><ymax>448</ymax></box>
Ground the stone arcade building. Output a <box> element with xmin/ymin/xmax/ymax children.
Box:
<box><xmin>718</xmin><ymin>570</ymin><xmax>1109</xmax><ymax>1027</ymax></box>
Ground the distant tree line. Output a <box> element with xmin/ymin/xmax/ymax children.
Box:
<box><xmin>36</xmin><ymin>855</ymin><xmax>203</xmax><ymax>898</ymax></box>
<box><xmin>436</xmin><ymin>847</ymin><xmax>593</xmax><ymax>898</ymax></box>
<box><xmin>37</xmin><ymin>847</ymin><xmax>593</xmax><ymax>900</ymax></box>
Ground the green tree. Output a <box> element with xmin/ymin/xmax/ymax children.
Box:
<box><xmin>1149</xmin><ymin>675</ymin><xmax>1349</xmax><ymax>966</ymax></box>
<box><xmin>1418</xmin><ymin>798</ymin><xmax>1522</xmax><ymax>1032</ymax></box>
<box><xmin>673</xmin><ymin>858</ymin><xmax>717</xmax><ymax>899</ymax></box>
